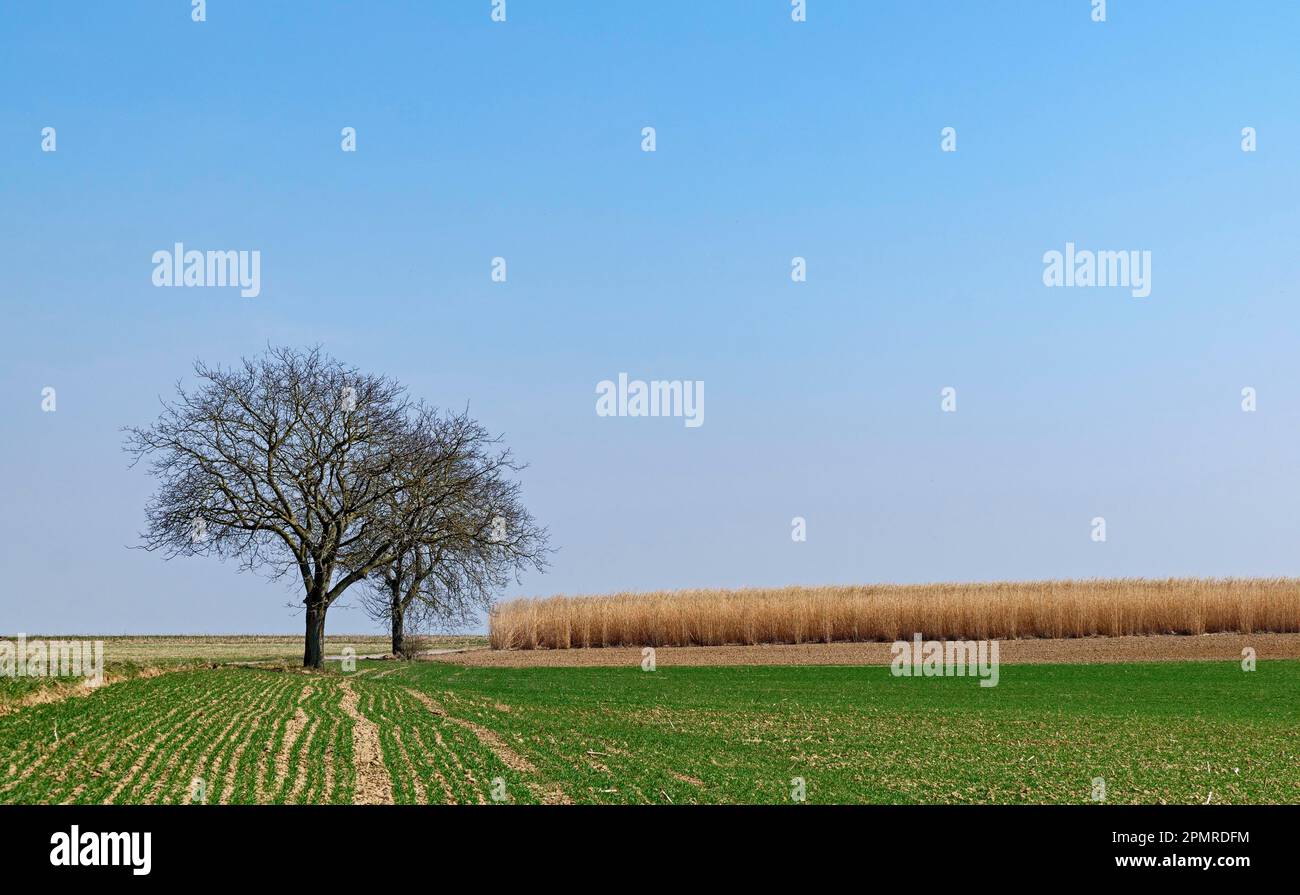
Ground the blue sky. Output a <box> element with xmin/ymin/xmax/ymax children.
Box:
<box><xmin>2</xmin><ymin>1</ymin><xmax>1298</xmax><ymax>634</ymax></box>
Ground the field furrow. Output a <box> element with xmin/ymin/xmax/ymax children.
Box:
<box><xmin>108</xmin><ymin>674</ymin><xmax>270</xmax><ymax>804</ymax></box>
<box><xmin>269</xmin><ymin>683</ymin><xmax>314</xmax><ymax>801</ymax></box>
<box><xmin>149</xmin><ymin>677</ymin><xmax>289</xmax><ymax>804</ymax></box>
<box><xmin>339</xmin><ymin>677</ymin><xmax>394</xmax><ymax>804</ymax></box>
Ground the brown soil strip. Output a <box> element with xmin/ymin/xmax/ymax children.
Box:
<box><xmin>274</xmin><ymin>684</ymin><xmax>314</xmax><ymax>802</ymax></box>
<box><xmin>339</xmin><ymin>678</ymin><xmax>394</xmax><ymax>805</ymax></box>
<box><xmin>439</xmin><ymin>632</ymin><xmax>1300</xmax><ymax>667</ymax></box>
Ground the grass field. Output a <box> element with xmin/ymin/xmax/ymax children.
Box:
<box><xmin>2</xmin><ymin>657</ymin><xmax>1296</xmax><ymax>804</ymax></box>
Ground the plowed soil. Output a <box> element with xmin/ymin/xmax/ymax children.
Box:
<box><xmin>436</xmin><ymin>632</ymin><xmax>1300</xmax><ymax>667</ymax></box>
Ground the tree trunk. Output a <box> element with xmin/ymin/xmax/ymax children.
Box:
<box><xmin>391</xmin><ymin>601</ymin><xmax>405</xmax><ymax>656</ymax></box>
<box><xmin>304</xmin><ymin>601</ymin><xmax>327</xmax><ymax>669</ymax></box>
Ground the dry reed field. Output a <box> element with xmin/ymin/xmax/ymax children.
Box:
<box><xmin>489</xmin><ymin>578</ymin><xmax>1300</xmax><ymax>650</ymax></box>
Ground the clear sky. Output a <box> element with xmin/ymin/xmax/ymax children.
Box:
<box><xmin>3</xmin><ymin>1</ymin><xmax>1298</xmax><ymax>635</ymax></box>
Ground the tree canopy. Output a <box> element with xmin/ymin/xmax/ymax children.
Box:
<box><xmin>125</xmin><ymin>346</ymin><xmax>547</xmax><ymax>666</ymax></box>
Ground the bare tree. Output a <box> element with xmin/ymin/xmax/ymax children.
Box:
<box><xmin>124</xmin><ymin>346</ymin><xmax>444</xmax><ymax>667</ymax></box>
<box><xmin>358</xmin><ymin>408</ymin><xmax>549</xmax><ymax>655</ymax></box>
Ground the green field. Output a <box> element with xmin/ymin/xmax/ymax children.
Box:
<box><xmin>2</xmin><ymin>659</ymin><xmax>1296</xmax><ymax>804</ymax></box>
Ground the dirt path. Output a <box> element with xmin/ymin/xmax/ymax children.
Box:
<box><xmin>436</xmin><ymin>632</ymin><xmax>1300</xmax><ymax>667</ymax></box>
<box><xmin>338</xmin><ymin>678</ymin><xmax>393</xmax><ymax>805</ymax></box>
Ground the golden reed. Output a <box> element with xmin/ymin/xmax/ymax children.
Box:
<box><xmin>489</xmin><ymin>578</ymin><xmax>1300</xmax><ymax>650</ymax></box>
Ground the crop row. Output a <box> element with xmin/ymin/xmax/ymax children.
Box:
<box><xmin>0</xmin><ymin>669</ymin><xmax>356</xmax><ymax>804</ymax></box>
